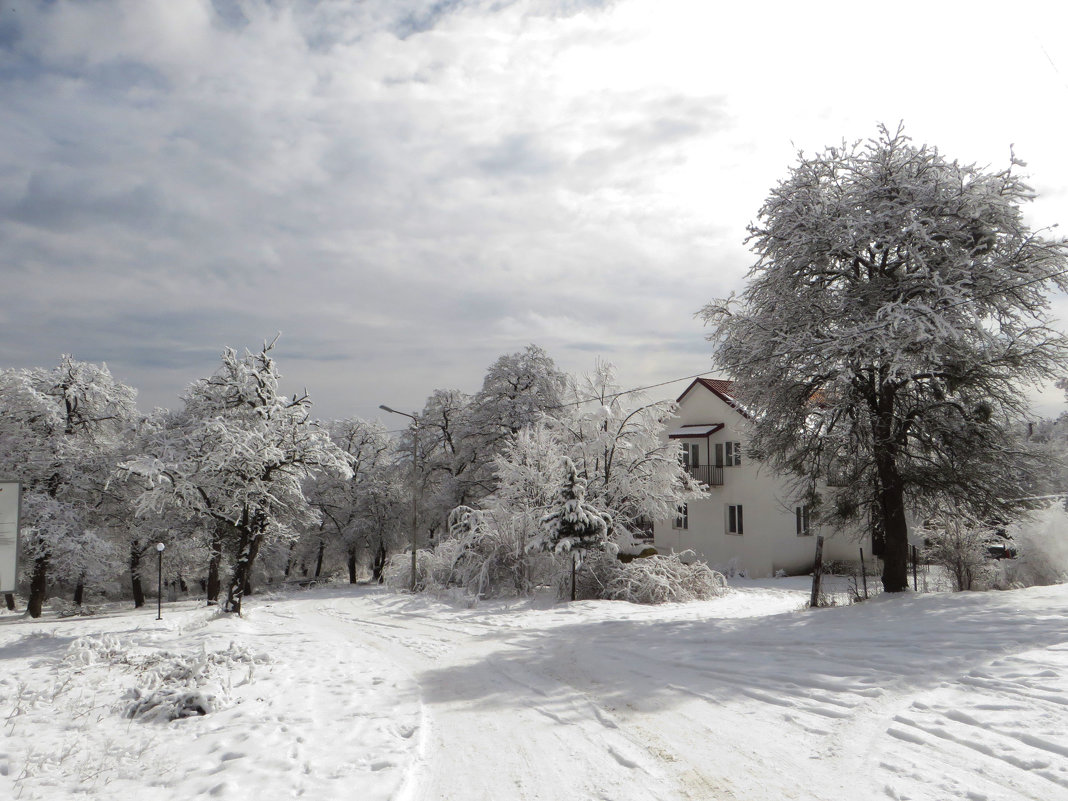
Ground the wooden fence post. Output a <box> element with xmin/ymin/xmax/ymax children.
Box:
<box><xmin>911</xmin><ymin>544</ymin><xmax>919</xmax><ymax>592</ymax></box>
<box><xmin>570</xmin><ymin>552</ymin><xmax>577</xmax><ymax>602</ymax></box>
<box><xmin>859</xmin><ymin>547</ymin><xmax>868</xmax><ymax>600</ymax></box>
<box><xmin>809</xmin><ymin>535</ymin><xmax>825</xmax><ymax>608</ymax></box>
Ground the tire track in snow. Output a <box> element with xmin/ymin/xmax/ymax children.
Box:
<box><xmin>875</xmin><ymin>644</ymin><xmax>1068</xmax><ymax>800</ymax></box>
<box><xmin>320</xmin><ymin>596</ymin><xmax>675</xmax><ymax>801</ymax></box>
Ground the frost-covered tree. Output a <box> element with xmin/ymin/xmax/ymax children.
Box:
<box><xmin>556</xmin><ymin>361</ymin><xmax>705</xmax><ymax>536</ymax></box>
<box><xmin>396</xmin><ymin>388</ymin><xmax>475</xmax><ymax>539</ymax></box>
<box><xmin>493</xmin><ymin>422</ymin><xmax>567</xmax><ymax>521</ymax></box>
<box><xmin>701</xmin><ymin>125</ymin><xmax>1068</xmax><ymax>592</ymax></box>
<box><xmin>305</xmin><ymin>417</ymin><xmax>399</xmax><ymax>582</ymax></box>
<box><xmin>0</xmin><ymin>357</ymin><xmax>137</xmax><ymax>616</ymax></box>
<box><xmin>411</xmin><ymin>348</ymin><xmax>568</xmax><ymax>536</ymax></box>
<box><xmin>470</xmin><ymin>345</ymin><xmax>567</xmax><ymax>442</ymax></box>
<box><xmin>121</xmin><ymin>341</ymin><xmax>351</xmax><ymax>614</ymax></box>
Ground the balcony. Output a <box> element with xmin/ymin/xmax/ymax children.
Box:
<box><xmin>685</xmin><ymin>464</ymin><xmax>724</xmax><ymax>487</ymax></box>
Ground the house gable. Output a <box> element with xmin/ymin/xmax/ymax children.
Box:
<box><xmin>676</xmin><ymin>377</ymin><xmax>749</xmax><ymax>419</ymax></box>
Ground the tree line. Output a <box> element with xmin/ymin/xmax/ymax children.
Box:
<box><xmin>0</xmin><ymin>343</ymin><xmax>704</xmax><ymax>616</ymax></box>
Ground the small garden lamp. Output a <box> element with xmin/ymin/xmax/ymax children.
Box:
<box><xmin>156</xmin><ymin>542</ymin><xmax>165</xmax><ymax>620</ymax></box>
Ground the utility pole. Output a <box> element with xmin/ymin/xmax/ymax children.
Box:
<box><xmin>380</xmin><ymin>405</ymin><xmax>420</xmax><ymax>592</ymax></box>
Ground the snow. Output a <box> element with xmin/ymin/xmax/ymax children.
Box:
<box><xmin>2</xmin><ymin>580</ymin><xmax>1067</xmax><ymax>800</ymax></box>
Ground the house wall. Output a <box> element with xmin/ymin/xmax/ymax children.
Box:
<box><xmin>654</xmin><ymin>384</ymin><xmax>867</xmax><ymax>578</ymax></box>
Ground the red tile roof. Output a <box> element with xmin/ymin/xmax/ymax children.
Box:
<box><xmin>677</xmin><ymin>377</ymin><xmax>735</xmax><ymax>404</ymax></box>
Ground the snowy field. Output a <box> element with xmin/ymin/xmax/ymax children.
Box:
<box><xmin>2</xmin><ymin>579</ymin><xmax>1067</xmax><ymax>801</ymax></box>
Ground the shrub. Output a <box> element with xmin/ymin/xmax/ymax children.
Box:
<box><xmin>558</xmin><ymin>552</ymin><xmax>728</xmax><ymax>604</ymax></box>
<box><xmin>922</xmin><ymin>514</ymin><xmax>996</xmax><ymax>591</ymax></box>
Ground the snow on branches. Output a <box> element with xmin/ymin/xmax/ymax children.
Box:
<box><xmin>120</xmin><ymin>340</ymin><xmax>350</xmax><ymax>613</ymax></box>
<box><xmin>701</xmin><ymin>124</ymin><xmax>1068</xmax><ymax>592</ymax></box>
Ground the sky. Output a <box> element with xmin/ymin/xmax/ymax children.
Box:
<box><xmin>3</xmin><ymin>0</ymin><xmax>1068</xmax><ymax>422</ymax></box>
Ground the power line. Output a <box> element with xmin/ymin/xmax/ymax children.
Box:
<box><xmin>379</xmin><ymin>264</ymin><xmax>1068</xmax><ymax>421</ymax></box>
<box><xmin>545</xmin><ymin>262</ymin><xmax>1068</xmax><ymax>412</ymax></box>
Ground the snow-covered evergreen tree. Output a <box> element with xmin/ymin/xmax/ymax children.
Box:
<box><xmin>537</xmin><ymin>458</ymin><xmax>612</xmax><ymax>557</ymax></box>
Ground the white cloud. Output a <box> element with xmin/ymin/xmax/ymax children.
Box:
<box><xmin>2</xmin><ymin>0</ymin><xmax>1067</xmax><ymax>418</ymax></box>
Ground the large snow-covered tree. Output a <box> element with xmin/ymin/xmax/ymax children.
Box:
<box><xmin>121</xmin><ymin>341</ymin><xmax>351</xmax><ymax>613</ymax></box>
<box><xmin>701</xmin><ymin>125</ymin><xmax>1068</xmax><ymax>592</ymax></box>
<box><xmin>0</xmin><ymin>357</ymin><xmax>138</xmax><ymax>616</ymax></box>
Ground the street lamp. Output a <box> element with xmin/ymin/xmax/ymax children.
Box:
<box><xmin>379</xmin><ymin>405</ymin><xmax>420</xmax><ymax>592</ymax></box>
<box><xmin>156</xmin><ymin>542</ymin><xmax>165</xmax><ymax>620</ymax></box>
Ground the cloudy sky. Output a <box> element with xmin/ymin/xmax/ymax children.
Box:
<box><xmin>4</xmin><ymin>0</ymin><xmax>1068</xmax><ymax>421</ymax></box>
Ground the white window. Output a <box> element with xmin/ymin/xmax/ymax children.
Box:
<box><xmin>673</xmin><ymin>504</ymin><xmax>688</xmax><ymax>530</ymax></box>
<box><xmin>726</xmin><ymin>504</ymin><xmax>743</xmax><ymax>535</ymax></box>
<box><xmin>681</xmin><ymin>443</ymin><xmax>699</xmax><ymax>468</ymax></box>
<box><xmin>725</xmin><ymin>441</ymin><xmax>742</xmax><ymax>466</ymax></box>
<box><xmin>796</xmin><ymin>504</ymin><xmax>811</xmax><ymax>536</ymax></box>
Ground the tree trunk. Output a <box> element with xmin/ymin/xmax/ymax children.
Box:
<box><xmin>27</xmin><ymin>553</ymin><xmax>49</xmax><ymax>618</ymax></box>
<box><xmin>225</xmin><ymin>517</ymin><xmax>264</xmax><ymax>615</ymax></box>
<box><xmin>876</xmin><ymin>452</ymin><xmax>910</xmax><ymax>592</ymax></box>
<box><xmin>282</xmin><ymin>540</ymin><xmax>297</xmax><ymax>579</ymax></box>
<box><xmin>347</xmin><ymin>547</ymin><xmax>358</xmax><ymax>584</ymax></box>
<box><xmin>207</xmin><ymin>524</ymin><xmax>224</xmax><ymax>604</ymax></box>
<box><xmin>314</xmin><ymin>536</ymin><xmax>326</xmax><ymax>578</ymax></box>
<box><xmin>871</xmin><ymin>385</ymin><xmax>910</xmax><ymax>594</ymax></box>
<box><xmin>130</xmin><ymin>540</ymin><xmax>145</xmax><ymax>608</ymax></box>
<box><xmin>372</xmin><ymin>540</ymin><xmax>387</xmax><ymax>584</ymax></box>
<box><xmin>4</xmin><ymin>593</ymin><xmax>14</xmax><ymax>611</ymax></box>
<box><xmin>73</xmin><ymin>576</ymin><xmax>85</xmax><ymax>607</ymax></box>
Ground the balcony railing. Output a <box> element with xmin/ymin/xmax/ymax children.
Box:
<box><xmin>686</xmin><ymin>465</ymin><xmax>724</xmax><ymax>487</ymax></box>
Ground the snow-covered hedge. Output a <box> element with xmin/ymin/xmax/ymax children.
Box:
<box><xmin>560</xmin><ymin>552</ymin><xmax>729</xmax><ymax>604</ymax></box>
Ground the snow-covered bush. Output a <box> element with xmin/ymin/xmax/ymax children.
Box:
<box><xmin>922</xmin><ymin>514</ymin><xmax>996</xmax><ymax>591</ymax></box>
<box><xmin>65</xmin><ymin>634</ymin><xmax>126</xmax><ymax>666</ymax></box>
<box><xmin>63</xmin><ymin>635</ymin><xmax>268</xmax><ymax>723</ymax></box>
<box><xmin>999</xmin><ymin>504</ymin><xmax>1068</xmax><ymax>587</ymax></box>
<box><xmin>717</xmin><ymin>557</ymin><xmax>748</xmax><ymax>579</ymax></box>
<box><xmin>123</xmin><ymin>687</ymin><xmax>215</xmax><ymax>721</ymax></box>
<box><xmin>559</xmin><ymin>552</ymin><xmax>728</xmax><ymax>604</ymax></box>
<box><xmin>383</xmin><ymin>543</ymin><xmax>464</xmax><ymax>594</ymax></box>
<box><xmin>51</xmin><ymin>599</ymin><xmax>99</xmax><ymax>617</ymax></box>
<box><xmin>382</xmin><ymin>511</ymin><xmax>555</xmax><ymax>599</ymax></box>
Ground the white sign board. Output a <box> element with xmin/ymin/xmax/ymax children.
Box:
<box><xmin>0</xmin><ymin>482</ymin><xmax>20</xmax><ymax>593</ymax></box>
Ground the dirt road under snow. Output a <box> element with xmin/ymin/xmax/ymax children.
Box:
<box><xmin>3</xmin><ymin>582</ymin><xmax>1067</xmax><ymax>801</ymax></box>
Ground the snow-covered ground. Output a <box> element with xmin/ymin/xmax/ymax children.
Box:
<box><xmin>2</xmin><ymin>579</ymin><xmax>1066</xmax><ymax>801</ymax></box>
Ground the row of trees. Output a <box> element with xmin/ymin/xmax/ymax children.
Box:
<box><xmin>1</xmin><ymin>343</ymin><xmax>704</xmax><ymax>615</ymax></box>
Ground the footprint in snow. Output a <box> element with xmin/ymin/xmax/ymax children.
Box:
<box><xmin>608</xmin><ymin>745</ymin><xmax>640</xmax><ymax>769</ymax></box>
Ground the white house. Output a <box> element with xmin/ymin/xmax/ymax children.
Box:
<box><xmin>654</xmin><ymin>378</ymin><xmax>869</xmax><ymax>577</ymax></box>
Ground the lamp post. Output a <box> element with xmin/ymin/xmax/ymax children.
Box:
<box><xmin>379</xmin><ymin>405</ymin><xmax>419</xmax><ymax>592</ymax></box>
<box><xmin>156</xmin><ymin>542</ymin><xmax>165</xmax><ymax>620</ymax></box>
